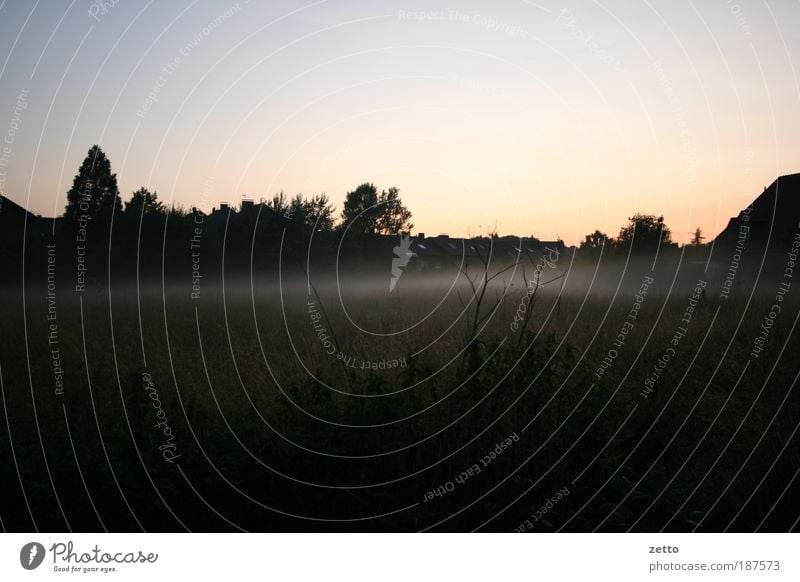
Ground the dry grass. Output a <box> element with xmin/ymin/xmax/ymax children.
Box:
<box><xmin>0</xmin><ymin>262</ymin><xmax>798</xmax><ymax>532</ymax></box>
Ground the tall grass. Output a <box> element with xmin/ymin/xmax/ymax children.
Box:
<box><xmin>0</xmin><ymin>260</ymin><xmax>798</xmax><ymax>532</ymax></box>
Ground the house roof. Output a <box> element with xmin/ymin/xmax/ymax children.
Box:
<box><xmin>715</xmin><ymin>172</ymin><xmax>800</xmax><ymax>248</ymax></box>
<box><xmin>0</xmin><ymin>194</ymin><xmax>37</xmax><ymax>221</ymax></box>
<box><xmin>408</xmin><ymin>235</ymin><xmax>561</xmax><ymax>265</ymax></box>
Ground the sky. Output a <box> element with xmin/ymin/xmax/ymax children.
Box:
<box><xmin>0</xmin><ymin>0</ymin><xmax>798</xmax><ymax>245</ymax></box>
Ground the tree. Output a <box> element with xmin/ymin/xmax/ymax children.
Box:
<box><xmin>375</xmin><ymin>186</ymin><xmax>413</xmax><ymax>235</ymax></box>
<box><xmin>64</xmin><ymin>145</ymin><xmax>122</xmax><ymax>220</ymax></box>
<box><xmin>580</xmin><ymin>230</ymin><xmax>611</xmax><ymax>249</ymax></box>
<box><xmin>305</xmin><ymin>193</ymin><xmax>335</xmax><ymax>233</ymax></box>
<box><xmin>125</xmin><ymin>187</ymin><xmax>163</xmax><ymax>215</ymax></box>
<box><xmin>267</xmin><ymin>191</ymin><xmax>290</xmax><ymax>217</ymax></box>
<box><xmin>266</xmin><ymin>192</ymin><xmax>335</xmax><ymax>233</ymax></box>
<box><xmin>341</xmin><ymin>182</ymin><xmax>378</xmax><ymax>234</ymax></box>
<box><xmin>690</xmin><ymin>227</ymin><xmax>705</xmax><ymax>246</ymax></box>
<box><xmin>341</xmin><ymin>183</ymin><xmax>413</xmax><ymax>235</ymax></box>
<box><xmin>616</xmin><ymin>213</ymin><xmax>672</xmax><ymax>250</ymax></box>
<box><xmin>288</xmin><ymin>194</ymin><xmax>307</xmax><ymax>228</ymax></box>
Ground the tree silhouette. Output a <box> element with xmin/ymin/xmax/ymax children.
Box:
<box><xmin>266</xmin><ymin>191</ymin><xmax>335</xmax><ymax>233</ymax></box>
<box><xmin>341</xmin><ymin>183</ymin><xmax>412</xmax><ymax>235</ymax></box>
<box><xmin>64</xmin><ymin>145</ymin><xmax>122</xmax><ymax>220</ymax></box>
<box><xmin>375</xmin><ymin>186</ymin><xmax>413</xmax><ymax>235</ymax></box>
<box><xmin>341</xmin><ymin>182</ymin><xmax>378</xmax><ymax>234</ymax></box>
<box><xmin>287</xmin><ymin>194</ymin><xmax>307</xmax><ymax>228</ymax></box>
<box><xmin>125</xmin><ymin>187</ymin><xmax>163</xmax><ymax>215</ymax></box>
<box><xmin>305</xmin><ymin>193</ymin><xmax>335</xmax><ymax>233</ymax></box>
<box><xmin>267</xmin><ymin>191</ymin><xmax>290</xmax><ymax>217</ymax></box>
<box><xmin>690</xmin><ymin>227</ymin><xmax>705</xmax><ymax>246</ymax></box>
<box><xmin>616</xmin><ymin>213</ymin><xmax>671</xmax><ymax>250</ymax></box>
<box><xmin>581</xmin><ymin>229</ymin><xmax>611</xmax><ymax>249</ymax></box>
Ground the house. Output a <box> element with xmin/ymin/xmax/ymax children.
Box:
<box><xmin>407</xmin><ymin>233</ymin><xmax>565</xmax><ymax>271</ymax></box>
<box><xmin>715</xmin><ymin>172</ymin><xmax>800</xmax><ymax>251</ymax></box>
<box><xmin>0</xmin><ymin>194</ymin><xmax>48</xmax><ymax>243</ymax></box>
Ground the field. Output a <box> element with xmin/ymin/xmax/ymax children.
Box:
<box><xmin>1</xmin><ymin>249</ymin><xmax>798</xmax><ymax>532</ymax></box>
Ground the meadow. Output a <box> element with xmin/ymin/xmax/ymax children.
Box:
<box><xmin>0</xmin><ymin>249</ymin><xmax>798</xmax><ymax>532</ymax></box>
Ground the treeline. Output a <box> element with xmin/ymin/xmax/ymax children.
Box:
<box><xmin>3</xmin><ymin>144</ymin><xmax>713</xmax><ymax>287</ymax></box>
<box><xmin>5</xmin><ymin>145</ymin><xmax>419</xmax><ymax>283</ymax></box>
<box><xmin>59</xmin><ymin>145</ymin><xmax>707</xmax><ymax>249</ymax></box>
<box><xmin>62</xmin><ymin>145</ymin><xmax>413</xmax><ymax>237</ymax></box>
<box><xmin>576</xmin><ymin>216</ymin><xmax>708</xmax><ymax>258</ymax></box>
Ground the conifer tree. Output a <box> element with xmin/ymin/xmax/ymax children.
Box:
<box><xmin>64</xmin><ymin>145</ymin><xmax>122</xmax><ymax>220</ymax></box>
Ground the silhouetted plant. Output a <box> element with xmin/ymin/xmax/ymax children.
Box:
<box><xmin>580</xmin><ymin>229</ymin><xmax>611</xmax><ymax>250</ymax></box>
<box><xmin>64</xmin><ymin>145</ymin><xmax>122</xmax><ymax>221</ymax></box>
<box><xmin>125</xmin><ymin>186</ymin><xmax>163</xmax><ymax>215</ymax></box>
<box><xmin>690</xmin><ymin>227</ymin><xmax>705</xmax><ymax>246</ymax></box>
<box><xmin>341</xmin><ymin>183</ymin><xmax>413</xmax><ymax>235</ymax></box>
<box><xmin>616</xmin><ymin>213</ymin><xmax>672</xmax><ymax>251</ymax></box>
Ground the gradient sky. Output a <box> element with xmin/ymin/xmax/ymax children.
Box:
<box><xmin>1</xmin><ymin>0</ymin><xmax>798</xmax><ymax>244</ymax></box>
